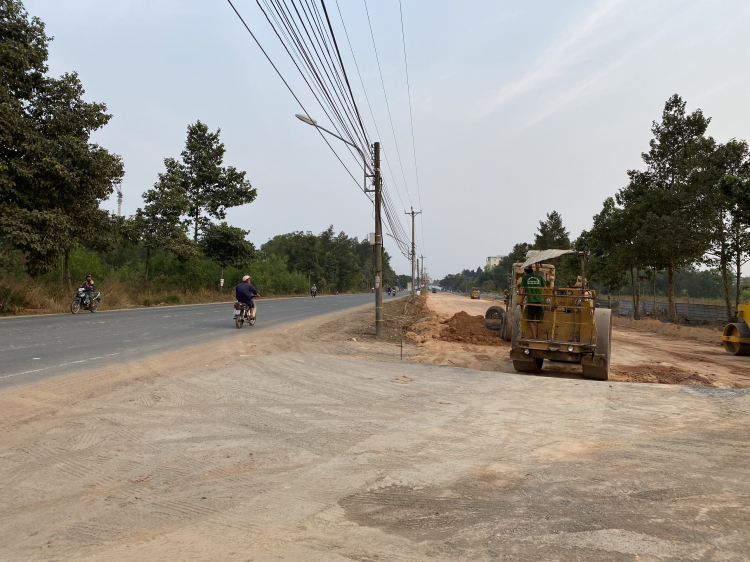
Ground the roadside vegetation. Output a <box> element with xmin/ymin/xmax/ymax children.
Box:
<box><xmin>0</xmin><ymin>2</ymin><xmax>401</xmax><ymax>315</ymax></box>
<box><xmin>441</xmin><ymin>95</ymin><xmax>750</xmax><ymax>323</ymax></box>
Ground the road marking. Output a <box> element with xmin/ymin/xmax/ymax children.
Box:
<box><xmin>0</xmin><ymin>352</ymin><xmax>123</xmax><ymax>380</ymax></box>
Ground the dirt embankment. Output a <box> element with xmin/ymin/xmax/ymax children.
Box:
<box><xmin>405</xmin><ymin>293</ymin><xmax>750</xmax><ymax>388</ymax></box>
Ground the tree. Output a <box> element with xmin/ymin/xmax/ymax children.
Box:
<box><xmin>0</xmin><ymin>1</ymin><xmax>124</xmax><ymax>279</ymax></box>
<box><xmin>717</xmin><ymin>141</ymin><xmax>750</xmax><ymax>313</ymax></box>
<box><xmin>200</xmin><ymin>222</ymin><xmax>256</xmax><ymax>287</ymax></box>
<box><xmin>129</xmin><ymin>162</ymin><xmax>194</xmax><ymax>281</ymax></box>
<box><xmin>619</xmin><ymin>95</ymin><xmax>715</xmax><ymax>322</ymax></box>
<box><xmin>175</xmin><ymin>121</ymin><xmax>256</xmax><ymax>242</ymax></box>
<box><xmin>534</xmin><ymin>211</ymin><xmax>571</xmax><ymax>249</ymax></box>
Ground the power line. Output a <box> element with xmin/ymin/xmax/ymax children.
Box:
<box><xmin>362</xmin><ymin>0</ymin><xmax>413</xmax><ymax>208</ymax></box>
<box><xmin>397</xmin><ymin>0</ymin><xmax>426</xmax><ymax>255</ymax></box>
<box><xmin>227</xmin><ymin>0</ymin><xmax>413</xmax><ymax>258</ymax></box>
<box><xmin>333</xmin><ymin>0</ymin><xmax>410</xmax><ymax>217</ymax></box>
<box><xmin>226</xmin><ymin>0</ymin><xmax>363</xmax><ymax>189</ymax></box>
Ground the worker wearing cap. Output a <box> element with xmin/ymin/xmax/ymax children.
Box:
<box><xmin>521</xmin><ymin>265</ymin><xmax>545</xmax><ymax>339</ymax></box>
<box><xmin>235</xmin><ymin>275</ymin><xmax>260</xmax><ymax>319</ymax></box>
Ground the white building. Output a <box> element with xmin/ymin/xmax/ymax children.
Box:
<box><xmin>486</xmin><ymin>256</ymin><xmax>503</xmax><ymax>270</ymax></box>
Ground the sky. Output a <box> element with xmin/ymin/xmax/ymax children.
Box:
<box><xmin>23</xmin><ymin>0</ymin><xmax>750</xmax><ymax>279</ymax></box>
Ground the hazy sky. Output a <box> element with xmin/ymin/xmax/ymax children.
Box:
<box><xmin>23</xmin><ymin>0</ymin><xmax>750</xmax><ymax>278</ymax></box>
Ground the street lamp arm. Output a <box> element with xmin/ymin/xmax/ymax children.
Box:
<box><xmin>296</xmin><ymin>114</ymin><xmax>372</xmax><ymax>174</ymax></box>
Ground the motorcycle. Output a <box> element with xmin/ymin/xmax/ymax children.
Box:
<box><xmin>233</xmin><ymin>301</ymin><xmax>256</xmax><ymax>329</ymax></box>
<box><xmin>71</xmin><ymin>288</ymin><xmax>100</xmax><ymax>314</ymax></box>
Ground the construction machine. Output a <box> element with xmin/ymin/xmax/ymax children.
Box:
<box><xmin>485</xmin><ymin>249</ymin><xmax>611</xmax><ymax>381</ymax></box>
<box><xmin>721</xmin><ymin>301</ymin><xmax>750</xmax><ymax>356</ymax></box>
<box><xmin>471</xmin><ymin>287</ymin><xmax>481</xmax><ymax>300</ymax></box>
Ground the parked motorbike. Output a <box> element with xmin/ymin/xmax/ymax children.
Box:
<box><xmin>233</xmin><ymin>301</ymin><xmax>256</xmax><ymax>329</ymax></box>
<box><xmin>71</xmin><ymin>288</ymin><xmax>100</xmax><ymax>314</ymax></box>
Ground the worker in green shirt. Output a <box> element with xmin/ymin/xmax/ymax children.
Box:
<box><xmin>521</xmin><ymin>265</ymin><xmax>546</xmax><ymax>339</ymax></box>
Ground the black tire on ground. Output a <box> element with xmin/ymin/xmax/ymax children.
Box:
<box><xmin>582</xmin><ymin>308</ymin><xmax>611</xmax><ymax>381</ymax></box>
<box><xmin>235</xmin><ymin>317</ymin><xmax>244</xmax><ymax>329</ymax></box>
<box><xmin>512</xmin><ymin>358</ymin><xmax>544</xmax><ymax>373</ymax></box>
<box><xmin>723</xmin><ymin>322</ymin><xmax>750</xmax><ymax>356</ymax></box>
<box><xmin>90</xmin><ymin>301</ymin><xmax>98</xmax><ymax>312</ymax></box>
<box><xmin>70</xmin><ymin>299</ymin><xmax>80</xmax><ymax>314</ymax></box>
<box><xmin>485</xmin><ymin>306</ymin><xmax>505</xmax><ymax>331</ymax></box>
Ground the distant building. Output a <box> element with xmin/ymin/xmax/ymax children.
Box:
<box><xmin>486</xmin><ymin>256</ymin><xmax>502</xmax><ymax>270</ymax></box>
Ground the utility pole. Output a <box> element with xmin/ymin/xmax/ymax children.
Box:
<box><xmin>373</xmin><ymin>142</ymin><xmax>383</xmax><ymax>338</ymax></box>
<box><xmin>404</xmin><ymin>207</ymin><xmax>421</xmax><ymax>294</ymax></box>
<box><xmin>420</xmin><ymin>255</ymin><xmax>425</xmax><ymax>291</ymax></box>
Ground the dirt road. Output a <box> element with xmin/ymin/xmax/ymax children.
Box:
<box><xmin>419</xmin><ymin>293</ymin><xmax>750</xmax><ymax>388</ymax></box>
<box><xmin>1</xmin><ymin>301</ymin><xmax>749</xmax><ymax>561</ymax></box>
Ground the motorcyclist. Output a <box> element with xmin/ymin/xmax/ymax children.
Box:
<box><xmin>235</xmin><ymin>275</ymin><xmax>259</xmax><ymax>320</ymax></box>
<box><xmin>387</xmin><ymin>285</ymin><xmax>392</xmax><ymax>296</ymax></box>
<box><xmin>311</xmin><ymin>284</ymin><xmax>317</xmax><ymax>298</ymax></box>
<box><xmin>80</xmin><ymin>275</ymin><xmax>96</xmax><ymax>310</ymax></box>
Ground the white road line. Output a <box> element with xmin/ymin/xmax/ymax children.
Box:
<box><xmin>0</xmin><ymin>352</ymin><xmax>122</xmax><ymax>380</ymax></box>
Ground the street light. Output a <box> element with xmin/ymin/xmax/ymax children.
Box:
<box><xmin>295</xmin><ymin>113</ymin><xmax>384</xmax><ymax>338</ymax></box>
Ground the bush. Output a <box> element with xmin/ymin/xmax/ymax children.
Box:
<box><xmin>166</xmin><ymin>294</ymin><xmax>180</xmax><ymax>304</ymax></box>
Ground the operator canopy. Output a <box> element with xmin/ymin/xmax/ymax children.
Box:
<box><xmin>522</xmin><ymin>249</ymin><xmax>579</xmax><ymax>269</ymax></box>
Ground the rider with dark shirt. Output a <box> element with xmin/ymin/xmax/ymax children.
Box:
<box><xmin>235</xmin><ymin>275</ymin><xmax>259</xmax><ymax>319</ymax></box>
<box><xmin>80</xmin><ymin>275</ymin><xmax>96</xmax><ymax>309</ymax></box>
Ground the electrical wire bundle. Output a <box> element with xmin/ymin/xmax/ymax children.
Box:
<box><xmin>227</xmin><ymin>0</ymin><xmax>414</xmax><ymax>260</ymax></box>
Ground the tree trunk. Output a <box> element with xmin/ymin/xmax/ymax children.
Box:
<box><xmin>630</xmin><ymin>269</ymin><xmax>639</xmax><ymax>320</ymax></box>
<box><xmin>735</xmin><ymin>235</ymin><xmax>742</xmax><ymax>315</ymax></box>
<box><xmin>144</xmin><ymin>247</ymin><xmax>151</xmax><ymax>282</ymax></box>
<box><xmin>194</xmin><ymin>211</ymin><xmax>199</xmax><ymax>243</ymax></box>
<box><xmin>720</xmin><ymin>257</ymin><xmax>732</xmax><ymax>323</ymax></box>
<box><xmin>64</xmin><ymin>249</ymin><xmax>71</xmax><ymax>288</ymax></box>
<box><xmin>667</xmin><ymin>259</ymin><xmax>676</xmax><ymax>323</ymax></box>
<box><xmin>635</xmin><ymin>266</ymin><xmax>642</xmax><ymax>319</ymax></box>
<box><xmin>653</xmin><ymin>270</ymin><xmax>657</xmax><ymax>314</ymax></box>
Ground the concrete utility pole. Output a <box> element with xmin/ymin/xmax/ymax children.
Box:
<box><xmin>295</xmin><ymin>113</ymin><xmax>383</xmax><ymax>338</ymax></box>
<box><xmin>420</xmin><ymin>255</ymin><xmax>426</xmax><ymax>290</ymax></box>
<box><xmin>373</xmin><ymin>142</ymin><xmax>383</xmax><ymax>338</ymax></box>
<box><xmin>404</xmin><ymin>207</ymin><xmax>421</xmax><ymax>294</ymax></box>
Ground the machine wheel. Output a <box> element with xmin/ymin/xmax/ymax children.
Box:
<box><xmin>513</xmin><ymin>358</ymin><xmax>544</xmax><ymax>373</ymax></box>
<box><xmin>723</xmin><ymin>322</ymin><xmax>750</xmax><ymax>356</ymax></box>
<box><xmin>511</xmin><ymin>306</ymin><xmax>521</xmax><ymax>343</ymax></box>
<box><xmin>70</xmin><ymin>300</ymin><xmax>81</xmax><ymax>314</ymax></box>
<box><xmin>235</xmin><ymin>317</ymin><xmax>244</xmax><ymax>329</ymax></box>
<box><xmin>503</xmin><ymin>311</ymin><xmax>513</xmax><ymax>342</ymax></box>
<box><xmin>582</xmin><ymin>308</ymin><xmax>611</xmax><ymax>381</ymax></box>
<box><xmin>485</xmin><ymin>306</ymin><xmax>505</xmax><ymax>331</ymax></box>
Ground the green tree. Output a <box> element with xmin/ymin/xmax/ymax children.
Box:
<box><xmin>168</xmin><ymin>121</ymin><xmax>256</xmax><ymax>242</ymax></box>
<box><xmin>0</xmin><ymin>1</ymin><xmax>124</xmax><ymax>280</ymax></box>
<box><xmin>128</xmin><ymin>162</ymin><xmax>194</xmax><ymax>281</ymax></box>
<box><xmin>533</xmin><ymin>211</ymin><xmax>571</xmax><ymax>249</ymax></box>
<box><xmin>619</xmin><ymin>94</ymin><xmax>715</xmax><ymax>322</ymax></box>
<box><xmin>200</xmin><ymin>222</ymin><xmax>255</xmax><ymax>287</ymax></box>
<box><xmin>717</xmin><ymin>141</ymin><xmax>750</xmax><ymax>314</ymax></box>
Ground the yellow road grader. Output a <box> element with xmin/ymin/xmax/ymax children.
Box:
<box><xmin>485</xmin><ymin>249</ymin><xmax>611</xmax><ymax>381</ymax></box>
<box><xmin>721</xmin><ymin>301</ymin><xmax>750</xmax><ymax>356</ymax></box>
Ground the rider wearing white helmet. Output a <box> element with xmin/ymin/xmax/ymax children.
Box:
<box><xmin>235</xmin><ymin>275</ymin><xmax>260</xmax><ymax>319</ymax></box>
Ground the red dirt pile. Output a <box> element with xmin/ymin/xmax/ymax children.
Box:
<box><xmin>439</xmin><ymin>311</ymin><xmax>507</xmax><ymax>347</ymax></box>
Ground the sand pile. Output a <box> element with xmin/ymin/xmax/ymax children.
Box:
<box><xmin>438</xmin><ymin>311</ymin><xmax>507</xmax><ymax>346</ymax></box>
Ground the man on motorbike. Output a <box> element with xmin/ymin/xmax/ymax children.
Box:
<box><xmin>235</xmin><ymin>275</ymin><xmax>259</xmax><ymax>320</ymax></box>
<box><xmin>311</xmin><ymin>284</ymin><xmax>317</xmax><ymax>297</ymax></box>
<box><xmin>80</xmin><ymin>275</ymin><xmax>96</xmax><ymax>310</ymax></box>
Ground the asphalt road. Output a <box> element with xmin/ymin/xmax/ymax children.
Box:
<box><xmin>0</xmin><ymin>293</ymin><xmax>382</xmax><ymax>388</ymax></box>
